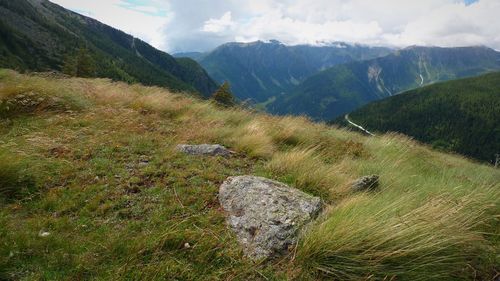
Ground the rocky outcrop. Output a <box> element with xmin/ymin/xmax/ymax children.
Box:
<box><xmin>351</xmin><ymin>175</ymin><xmax>379</xmax><ymax>192</ymax></box>
<box><xmin>176</xmin><ymin>144</ymin><xmax>233</xmax><ymax>156</ymax></box>
<box><xmin>219</xmin><ymin>176</ymin><xmax>322</xmax><ymax>260</ymax></box>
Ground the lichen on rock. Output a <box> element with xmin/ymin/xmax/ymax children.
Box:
<box><xmin>219</xmin><ymin>176</ymin><xmax>322</xmax><ymax>260</ymax></box>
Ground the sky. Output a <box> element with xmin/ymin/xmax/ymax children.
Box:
<box><xmin>49</xmin><ymin>0</ymin><xmax>500</xmax><ymax>53</ymax></box>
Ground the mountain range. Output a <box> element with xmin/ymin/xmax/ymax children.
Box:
<box><xmin>0</xmin><ymin>0</ymin><xmax>217</xmax><ymax>97</ymax></box>
<box><xmin>268</xmin><ymin>46</ymin><xmax>500</xmax><ymax>120</ymax></box>
<box><xmin>175</xmin><ymin>40</ymin><xmax>392</xmax><ymax>102</ymax></box>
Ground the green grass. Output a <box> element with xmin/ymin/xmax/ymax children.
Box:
<box><xmin>0</xmin><ymin>69</ymin><xmax>498</xmax><ymax>280</ymax></box>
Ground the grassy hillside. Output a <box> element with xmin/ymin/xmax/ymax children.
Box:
<box><xmin>0</xmin><ymin>70</ymin><xmax>498</xmax><ymax>280</ymax></box>
<box><xmin>343</xmin><ymin>72</ymin><xmax>500</xmax><ymax>164</ymax></box>
<box><xmin>270</xmin><ymin>46</ymin><xmax>500</xmax><ymax>120</ymax></box>
<box><xmin>0</xmin><ymin>0</ymin><xmax>217</xmax><ymax>97</ymax></box>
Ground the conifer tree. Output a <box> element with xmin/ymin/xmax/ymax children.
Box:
<box><xmin>62</xmin><ymin>47</ymin><xmax>96</xmax><ymax>78</ymax></box>
<box><xmin>75</xmin><ymin>47</ymin><xmax>96</xmax><ymax>78</ymax></box>
<box><xmin>212</xmin><ymin>81</ymin><xmax>236</xmax><ymax>107</ymax></box>
<box><xmin>62</xmin><ymin>54</ymin><xmax>77</xmax><ymax>76</ymax></box>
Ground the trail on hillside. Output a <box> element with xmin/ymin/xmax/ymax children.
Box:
<box><xmin>345</xmin><ymin>114</ymin><xmax>376</xmax><ymax>136</ymax></box>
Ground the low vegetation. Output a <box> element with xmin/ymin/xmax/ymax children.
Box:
<box><xmin>0</xmin><ymin>69</ymin><xmax>498</xmax><ymax>280</ymax></box>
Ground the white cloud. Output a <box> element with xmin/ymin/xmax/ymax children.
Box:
<box><xmin>50</xmin><ymin>0</ymin><xmax>500</xmax><ymax>53</ymax></box>
<box><xmin>50</xmin><ymin>0</ymin><xmax>171</xmax><ymax>49</ymax></box>
<box><xmin>202</xmin><ymin>11</ymin><xmax>235</xmax><ymax>33</ymax></box>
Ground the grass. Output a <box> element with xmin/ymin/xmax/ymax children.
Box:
<box><xmin>0</xmin><ymin>69</ymin><xmax>498</xmax><ymax>280</ymax></box>
<box><xmin>0</xmin><ymin>150</ymin><xmax>36</xmax><ymax>202</ymax></box>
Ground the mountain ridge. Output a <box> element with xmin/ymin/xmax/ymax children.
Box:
<box><xmin>0</xmin><ymin>0</ymin><xmax>218</xmax><ymax>97</ymax></box>
<box><xmin>178</xmin><ymin>40</ymin><xmax>392</xmax><ymax>102</ymax></box>
<box><xmin>268</xmin><ymin>45</ymin><xmax>500</xmax><ymax>120</ymax></box>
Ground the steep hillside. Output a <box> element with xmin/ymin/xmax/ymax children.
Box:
<box><xmin>342</xmin><ymin>72</ymin><xmax>500</xmax><ymax>163</ymax></box>
<box><xmin>0</xmin><ymin>0</ymin><xmax>217</xmax><ymax>97</ymax></box>
<box><xmin>270</xmin><ymin>46</ymin><xmax>500</xmax><ymax>120</ymax></box>
<box><xmin>184</xmin><ymin>40</ymin><xmax>391</xmax><ymax>102</ymax></box>
<box><xmin>0</xmin><ymin>70</ymin><xmax>498</xmax><ymax>280</ymax></box>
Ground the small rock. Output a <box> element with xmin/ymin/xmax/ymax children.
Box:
<box><xmin>219</xmin><ymin>176</ymin><xmax>322</xmax><ymax>260</ymax></box>
<box><xmin>351</xmin><ymin>175</ymin><xmax>379</xmax><ymax>192</ymax></box>
<box><xmin>38</xmin><ymin>230</ymin><xmax>51</xmax><ymax>237</ymax></box>
<box><xmin>183</xmin><ymin>242</ymin><xmax>191</xmax><ymax>249</ymax></box>
<box><xmin>176</xmin><ymin>144</ymin><xmax>233</xmax><ymax>157</ymax></box>
<box><xmin>138</xmin><ymin>160</ymin><xmax>149</xmax><ymax>168</ymax></box>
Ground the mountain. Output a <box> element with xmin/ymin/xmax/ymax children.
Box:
<box><xmin>269</xmin><ymin>46</ymin><xmax>500</xmax><ymax>120</ymax></box>
<box><xmin>337</xmin><ymin>72</ymin><xmax>500</xmax><ymax>163</ymax></box>
<box><xmin>0</xmin><ymin>0</ymin><xmax>217</xmax><ymax>97</ymax></box>
<box><xmin>184</xmin><ymin>40</ymin><xmax>392</xmax><ymax>102</ymax></box>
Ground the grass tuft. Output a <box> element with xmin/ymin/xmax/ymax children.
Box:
<box><xmin>0</xmin><ymin>150</ymin><xmax>36</xmax><ymax>202</ymax></box>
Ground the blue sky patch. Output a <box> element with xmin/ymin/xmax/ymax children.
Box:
<box><xmin>118</xmin><ymin>0</ymin><xmax>167</xmax><ymax>17</ymax></box>
<box><xmin>464</xmin><ymin>0</ymin><xmax>478</xmax><ymax>5</ymax></box>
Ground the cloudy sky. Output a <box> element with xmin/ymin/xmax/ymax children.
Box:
<box><xmin>50</xmin><ymin>0</ymin><xmax>500</xmax><ymax>53</ymax></box>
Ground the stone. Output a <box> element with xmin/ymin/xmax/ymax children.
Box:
<box><xmin>219</xmin><ymin>176</ymin><xmax>322</xmax><ymax>260</ymax></box>
<box><xmin>176</xmin><ymin>144</ymin><xmax>233</xmax><ymax>156</ymax></box>
<box><xmin>351</xmin><ymin>175</ymin><xmax>379</xmax><ymax>192</ymax></box>
<box><xmin>38</xmin><ymin>230</ymin><xmax>51</xmax><ymax>237</ymax></box>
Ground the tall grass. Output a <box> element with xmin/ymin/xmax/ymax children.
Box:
<box><xmin>295</xmin><ymin>188</ymin><xmax>498</xmax><ymax>280</ymax></box>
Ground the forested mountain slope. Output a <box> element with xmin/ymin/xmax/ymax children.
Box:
<box><xmin>343</xmin><ymin>72</ymin><xmax>500</xmax><ymax>163</ymax></box>
<box><xmin>181</xmin><ymin>40</ymin><xmax>391</xmax><ymax>102</ymax></box>
<box><xmin>269</xmin><ymin>46</ymin><xmax>500</xmax><ymax>120</ymax></box>
<box><xmin>0</xmin><ymin>0</ymin><xmax>217</xmax><ymax>96</ymax></box>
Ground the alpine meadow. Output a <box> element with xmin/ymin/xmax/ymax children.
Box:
<box><xmin>0</xmin><ymin>0</ymin><xmax>499</xmax><ymax>280</ymax></box>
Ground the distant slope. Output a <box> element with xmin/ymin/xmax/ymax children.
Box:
<box><xmin>270</xmin><ymin>46</ymin><xmax>500</xmax><ymax>120</ymax></box>
<box><xmin>344</xmin><ymin>72</ymin><xmax>500</xmax><ymax>163</ymax></box>
<box><xmin>194</xmin><ymin>40</ymin><xmax>392</xmax><ymax>102</ymax></box>
<box><xmin>0</xmin><ymin>0</ymin><xmax>217</xmax><ymax>96</ymax></box>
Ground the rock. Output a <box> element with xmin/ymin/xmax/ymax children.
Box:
<box><xmin>176</xmin><ymin>144</ymin><xmax>233</xmax><ymax>156</ymax></box>
<box><xmin>219</xmin><ymin>176</ymin><xmax>322</xmax><ymax>260</ymax></box>
<box><xmin>351</xmin><ymin>175</ymin><xmax>379</xmax><ymax>192</ymax></box>
<box><xmin>38</xmin><ymin>230</ymin><xmax>51</xmax><ymax>237</ymax></box>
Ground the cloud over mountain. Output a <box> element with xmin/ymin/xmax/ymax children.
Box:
<box><xmin>51</xmin><ymin>0</ymin><xmax>499</xmax><ymax>52</ymax></box>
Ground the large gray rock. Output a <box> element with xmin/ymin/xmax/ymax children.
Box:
<box><xmin>351</xmin><ymin>175</ymin><xmax>379</xmax><ymax>192</ymax></box>
<box><xmin>176</xmin><ymin>144</ymin><xmax>233</xmax><ymax>156</ymax></box>
<box><xmin>219</xmin><ymin>176</ymin><xmax>322</xmax><ymax>260</ymax></box>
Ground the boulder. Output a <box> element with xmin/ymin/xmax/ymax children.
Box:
<box><xmin>176</xmin><ymin>144</ymin><xmax>233</xmax><ymax>156</ymax></box>
<box><xmin>219</xmin><ymin>176</ymin><xmax>322</xmax><ymax>260</ymax></box>
<box><xmin>351</xmin><ymin>175</ymin><xmax>379</xmax><ymax>192</ymax></box>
